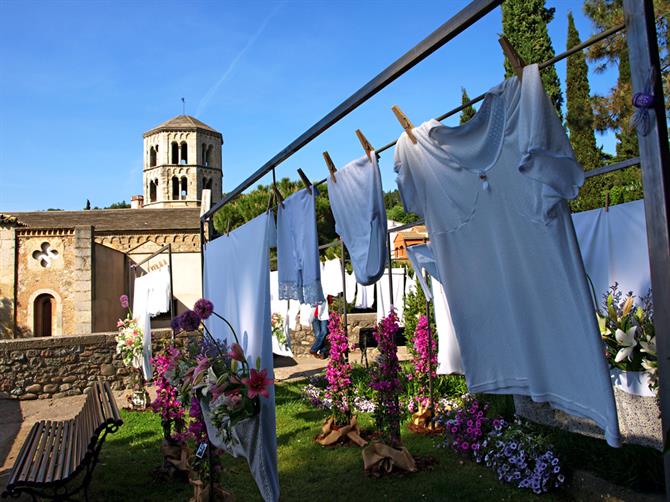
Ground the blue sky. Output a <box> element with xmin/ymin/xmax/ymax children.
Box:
<box><xmin>0</xmin><ymin>0</ymin><xmax>619</xmax><ymax>211</ymax></box>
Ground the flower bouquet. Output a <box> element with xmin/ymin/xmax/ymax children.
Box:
<box><xmin>271</xmin><ymin>312</ymin><xmax>287</xmax><ymax>346</ymax></box>
<box><xmin>115</xmin><ymin>294</ymin><xmax>149</xmax><ymax>408</ymax></box>
<box><xmin>600</xmin><ymin>284</ymin><xmax>657</xmax><ymax>393</ymax></box>
<box><xmin>315</xmin><ymin>312</ymin><xmax>367</xmax><ymax>447</ymax></box>
<box><xmin>170</xmin><ymin>299</ymin><xmax>274</xmax><ymax>448</ymax></box>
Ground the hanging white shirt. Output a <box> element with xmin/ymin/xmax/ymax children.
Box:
<box><xmin>394</xmin><ymin>64</ymin><xmax>619</xmax><ymax>446</ymax></box>
<box><xmin>345</xmin><ymin>272</ymin><xmax>357</xmax><ymax>304</ymax></box>
<box><xmin>376</xmin><ymin>268</ymin><xmax>406</xmax><ymax>323</ymax></box>
<box><xmin>355</xmin><ymin>282</ymin><xmax>375</xmax><ymax>309</ymax></box>
<box><xmin>321</xmin><ymin>259</ymin><xmax>344</xmax><ymax>297</ymax></box>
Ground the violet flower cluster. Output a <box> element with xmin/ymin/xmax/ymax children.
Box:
<box><xmin>478</xmin><ymin>425</ymin><xmax>565</xmax><ymax>494</ymax></box>
<box><xmin>371</xmin><ymin>310</ymin><xmax>403</xmax><ymax>446</ymax></box>
<box><xmin>438</xmin><ymin>397</ymin><xmax>491</xmax><ymax>455</ymax></box>
<box><xmin>302</xmin><ymin>383</ymin><xmax>376</xmax><ymax>414</ymax></box>
<box><xmin>405</xmin><ymin>315</ymin><xmax>438</xmax><ymax>413</ymax></box>
<box><xmin>324</xmin><ymin>312</ymin><xmax>353</xmax><ymax>425</ymax></box>
<box><xmin>150</xmin><ymin>346</ymin><xmax>185</xmax><ymax>440</ymax></box>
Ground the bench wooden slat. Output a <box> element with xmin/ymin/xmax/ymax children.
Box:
<box><xmin>35</xmin><ymin>420</ymin><xmax>60</xmax><ymax>483</ymax></box>
<box><xmin>28</xmin><ymin>420</ymin><xmax>52</xmax><ymax>483</ymax></box>
<box><xmin>8</xmin><ymin>422</ymin><xmax>41</xmax><ymax>486</ymax></box>
<box><xmin>55</xmin><ymin>419</ymin><xmax>73</xmax><ymax>481</ymax></box>
<box><xmin>45</xmin><ymin>421</ymin><xmax>65</xmax><ymax>483</ymax></box>
<box><xmin>105</xmin><ymin>384</ymin><xmax>122</xmax><ymax>423</ymax></box>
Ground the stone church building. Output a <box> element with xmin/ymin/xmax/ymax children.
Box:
<box><xmin>0</xmin><ymin>115</ymin><xmax>222</xmax><ymax>339</ymax></box>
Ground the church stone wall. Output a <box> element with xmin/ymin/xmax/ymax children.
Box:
<box><xmin>15</xmin><ymin>226</ymin><xmax>93</xmax><ymax>337</ymax></box>
<box><xmin>0</xmin><ymin>226</ymin><xmax>17</xmax><ymax>338</ymax></box>
<box><xmin>0</xmin><ymin>329</ymin><xmax>200</xmax><ymax>400</ymax></box>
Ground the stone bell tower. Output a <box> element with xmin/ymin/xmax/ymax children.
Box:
<box><xmin>142</xmin><ymin>115</ymin><xmax>223</xmax><ymax>208</ymax></box>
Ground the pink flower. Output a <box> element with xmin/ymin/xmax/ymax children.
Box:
<box><xmin>229</xmin><ymin>343</ymin><xmax>245</xmax><ymax>362</ymax></box>
<box><xmin>119</xmin><ymin>295</ymin><xmax>129</xmax><ymax>309</ymax></box>
<box><xmin>241</xmin><ymin>368</ymin><xmax>274</xmax><ymax>399</ymax></box>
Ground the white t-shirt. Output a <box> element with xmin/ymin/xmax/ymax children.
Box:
<box><xmin>394</xmin><ymin>64</ymin><xmax>619</xmax><ymax>446</ymax></box>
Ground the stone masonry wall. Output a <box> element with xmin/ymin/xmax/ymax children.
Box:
<box><xmin>0</xmin><ymin>329</ymin><xmax>200</xmax><ymax>400</ymax></box>
<box><xmin>289</xmin><ymin>312</ymin><xmax>376</xmax><ymax>356</ymax></box>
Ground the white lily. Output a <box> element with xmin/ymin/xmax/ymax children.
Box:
<box><xmin>614</xmin><ymin>326</ymin><xmax>638</xmax><ymax>363</ymax></box>
<box><xmin>642</xmin><ymin>359</ymin><xmax>657</xmax><ymax>372</ymax></box>
<box><xmin>640</xmin><ymin>336</ymin><xmax>656</xmax><ymax>356</ymax></box>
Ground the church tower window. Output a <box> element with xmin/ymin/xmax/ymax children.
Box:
<box><xmin>149</xmin><ymin>146</ymin><xmax>157</xmax><ymax>167</ymax></box>
<box><xmin>171</xmin><ymin>142</ymin><xmax>179</xmax><ymax>164</ymax></box>
<box><xmin>171</xmin><ymin>176</ymin><xmax>179</xmax><ymax>200</ymax></box>
<box><xmin>180</xmin><ymin>176</ymin><xmax>188</xmax><ymax>199</ymax></box>
<box><xmin>180</xmin><ymin>142</ymin><xmax>188</xmax><ymax>164</ymax></box>
<box><xmin>205</xmin><ymin>144</ymin><xmax>213</xmax><ymax>167</ymax></box>
<box><xmin>149</xmin><ymin>179</ymin><xmax>158</xmax><ymax>202</ymax></box>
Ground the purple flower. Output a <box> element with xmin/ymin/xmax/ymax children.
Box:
<box><xmin>179</xmin><ymin>310</ymin><xmax>201</xmax><ymax>332</ymax></box>
<box><xmin>119</xmin><ymin>294</ymin><xmax>129</xmax><ymax>309</ymax></box>
<box><xmin>171</xmin><ymin>314</ymin><xmax>182</xmax><ymax>333</ymax></box>
<box><xmin>193</xmin><ymin>298</ymin><xmax>214</xmax><ymax>320</ymax></box>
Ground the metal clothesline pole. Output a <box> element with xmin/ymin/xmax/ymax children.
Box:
<box><xmin>201</xmin><ymin>0</ymin><xmax>503</xmax><ymax>223</ymax></box>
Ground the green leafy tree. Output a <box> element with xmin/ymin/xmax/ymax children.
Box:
<box><xmin>566</xmin><ymin>12</ymin><xmax>600</xmax><ymax>169</ymax></box>
<box><xmin>105</xmin><ymin>200</ymin><xmax>131</xmax><ymax>209</ymax></box>
<box><xmin>583</xmin><ymin>0</ymin><xmax>668</xmax><ymax>159</ymax></box>
<box><xmin>459</xmin><ymin>87</ymin><xmax>476</xmax><ymax>124</ymax></box>
<box><xmin>384</xmin><ymin>189</ymin><xmax>419</xmax><ymax>224</ymax></box>
<box><xmin>502</xmin><ymin>0</ymin><xmax>564</xmax><ymax>118</ymax></box>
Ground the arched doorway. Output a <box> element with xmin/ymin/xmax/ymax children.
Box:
<box><xmin>34</xmin><ymin>293</ymin><xmax>55</xmax><ymax>337</ymax></box>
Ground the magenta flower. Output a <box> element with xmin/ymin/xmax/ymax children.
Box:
<box><xmin>170</xmin><ymin>314</ymin><xmax>182</xmax><ymax>333</ymax></box>
<box><xmin>193</xmin><ymin>298</ymin><xmax>214</xmax><ymax>320</ymax></box>
<box><xmin>241</xmin><ymin>368</ymin><xmax>274</xmax><ymax>399</ymax></box>
<box><xmin>119</xmin><ymin>294</ymin><xmax>129</xmax><ymax>309</ymax></box>
<box><xmin>179</xmin><ymin>310</ymin><xmax>201</xmax><ymax>332</ymax></box>
<box><xmin>229</xmin><ymin>343</ymin><xmax>245</xmax><ymax>362</ymax></box>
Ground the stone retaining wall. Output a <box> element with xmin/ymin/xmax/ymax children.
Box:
<box><xmin>0</xmin><ymin>330</ymin><xmax>199</xmax><ymax>400</ymax></box>
<box><xmin>289</xmin><ymin>312</ymin><xmax>376</xmax><ymax>356</ymax></box>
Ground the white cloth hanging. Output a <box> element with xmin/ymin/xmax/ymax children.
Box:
<box><xmin>298</xmin><ymin>303</ymin><xmax>313</xmax><ymax>328</ymax></box>
<box><xmin>355</xmin><ymin>282</ymin><xmax>375</xmax><ymax>309</ymax></box>
<box><xmin>203</xmin><ymin>212</ymin><xmax>279</xmax><ymax>502</ymax></box>
<box><xmin>287</xmin><ymin>300</ymin><xmax>300</xmax><ymax>331</ymax></box>
<box><xmin>277</xmin><ymin>188</ymin><xmax>324</xmax><ymax>306</ymax></box>
<box><xmin>572</xmin><ymin>199</ymin><xmax>651</xmax><ymax>300</ymax></box>
<box><xmin>270</xmin><ymin>271</ymin><xmax>292</xmax><ymax>357</ymax></box>
<box><xmin>132</xmin><ymin>266</ymin><xmax>172</xmax><ymax>380</ymax></box>
<box><xmin>345</xmin><ymin>272</ymin><xmax>357</xmax><ymax>304</ymax></box>
<box><xmin>376</xmin><ymin>268</ymin><xmax>406</xmax><ymax>323</ymax></box>
<box><xmin>328</xmin><ymin>153</ymin><xmax>388</xmax><ymax>285</ymax></box>
<box><xmin>394</xmin><ymin>64</ymin><xmax>620</xmax><ymax>446</ymax></box>
<box><xmin>406</xmin><ymin>244</ymin><xmax>463</xmax><ymax>375</ymax></box>
<box><xmin>432</xmin><ymin>279</ymin><xmax>464</xmax><ymax>375</ymax></box>
<box><xmin>321</xmin><ymin>259</ymin><xmax>344</xmax><ymax>297</ymax></box>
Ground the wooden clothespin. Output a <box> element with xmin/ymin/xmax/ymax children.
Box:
<box><xmin>355</xmin><ymin>129</ymin><xmax>374</xmax><ymax>161</ymax></box>
<box><xmin>323</xmin><ymin>151</ymin><xmax>337</xmax><ymax>182</ymax></box>
<box><xmin>498</xmin><ymin>35</ymin><xmax>526</xmax><ymax>79</ymax></box>
<box><xmin>225</xmin><ymin>219</ymin><xmax>231</xmax><ymax>236</ymax></box>
<box><xmin>296</xmin><ymin>168</ymin><xmax>312</xmax><ymax>194</ymax></box>
<box><xmin>605</xmin><ymin>192</ymin><xmax>610</xmax><ymax>212</ymax></box>
<box><xmin>391</xmin><ymin>105</ymin><xmax>417</xmax><ymax>144</ymax></box>
<box><xmin>272</xmin><ymin>183</ymin><xmax>284</xmax><ymax>208</ymax></box>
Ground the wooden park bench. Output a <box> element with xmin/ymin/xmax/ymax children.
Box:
<box><xmin>2</xmin><ymin>381</ymin><xmax>123</xmax><ymax>501</ymax></box>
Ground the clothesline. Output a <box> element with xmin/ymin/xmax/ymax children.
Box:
<box><xmin>203</xmin><ymin>19</ymin><xmax>626</xmax><ymax>224</ymax></box>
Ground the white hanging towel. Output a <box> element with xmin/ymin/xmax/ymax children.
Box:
<box><xmin>287</xmin><ymin>300</ymin><xmax>301</xmax><ymax>331</ymax></box>
<box><xmin>270</xmin><ymin>271</ymin><xmax>293</xmax><ymax>357</ymax></box>
<box><xmin>406</xmin><ymin>244</ymin><xmax>464</xmax><ymax>375</ymax></box>
<box><xmin>572</xmin><ymin>199</ymin><xmax>651</xmax><ymax>300</ymax></box>
<box><xmin>376</xmin><ymin>268</ymin><xmax>406</xmax><ymax>323</ymax></box>
<box><xmin>203</xmin><ymin>212</ymin><xmax>280</xmax><ymax>502</ymax></box>
<box><xmin>132</xmin><ymin>266</ymin><xmax>172</xmax><ymax>380</ymax></box>
<box><xmin>345</xmin><ymin>272</ymin><xmax>357</xmax><ymax>304</ymax></box>
<box><xmin>328</xmin><ymin>153</ymin><xmax>388</xmax><ymax>285</ymax></box>
<box><xmin>321</xmin><ymin>259</ymin><xmax>344</xmax><ymax>297</ymax></box>
<box><xmin>355</xmin><ymin>282</ymin><xmax>375</xmax><ymax>309</ymax></box>
<box><xmin>298</xmin><ymin>303</ymin><xmax>313</xmax><ymax>328</ymax></box>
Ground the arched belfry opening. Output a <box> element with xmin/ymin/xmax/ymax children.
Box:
<box><xmin>180</xmin><ymin>142</ymin><xmax>188</xmax><ymax>164</ymax></box>
<box><xmin>180</xmin><ymin>176</ymin><xmax>188</xmax><ymax>199</ymax></box>
<box><xmin>149</xmin><ymin>146</ymin><xmax>157</xmax><ymax>167</ymax></box>
<box><xmin>172</xmin><ymin>176</ymin><xmax>179</xmax><ymax>200</ymax></box>
<box><xmin>149</xmin><ymin>179</ymin><xmax>158</xmax><ymax>202</ymax></box>
<box><xmin>171</xmin><ymin>142</ymin><xmax>179</xmax><ymax>164</ymax></box>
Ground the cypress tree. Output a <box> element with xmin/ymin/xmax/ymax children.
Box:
<box><xmin>502</xmin><ymin>0</ymin><xmax>564</xmax><ymax>118</ymax></box>
<box><xmin>459</xmin><ymin>88</ymin><xmax>476</xmax><ymax>124</ymax></box>
<box><xmin>566</xmin><ymin>12</ymin><xmax>599</xmax><ymax>169</ymax></box>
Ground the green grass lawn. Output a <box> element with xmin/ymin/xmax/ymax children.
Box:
<box><xmin>89</xmin><ymin>380</ymin><xmax>661</xmax><ymax>501</ymax></box>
